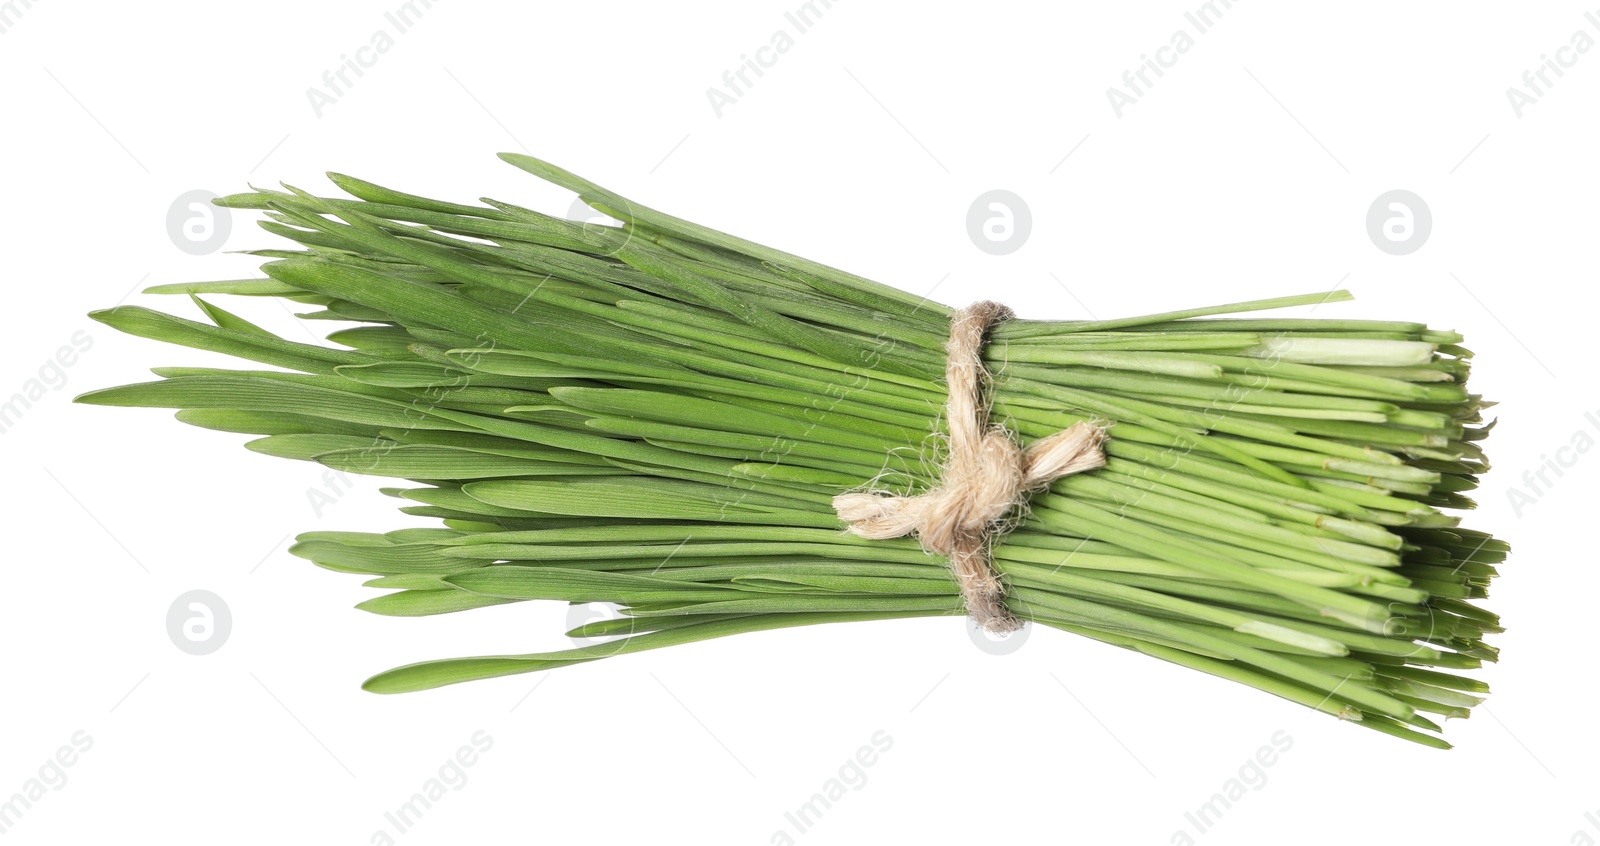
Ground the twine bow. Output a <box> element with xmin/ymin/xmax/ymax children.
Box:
<box><xmin>831</xmin><ymin>302</ymin><xmax>1107</xmax><ymax>633</ymax></box>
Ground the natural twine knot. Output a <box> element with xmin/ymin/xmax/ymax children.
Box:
<box><xmin>832</xmin><ymin>301</ymin><xmax>1107</xmax><ymax>634</ymax></box>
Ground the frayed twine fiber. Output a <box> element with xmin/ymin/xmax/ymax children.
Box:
<box><xmin>832</xmin><ymin>301</ymin><xmax>1107</xmax><ymax>633</ymax></box>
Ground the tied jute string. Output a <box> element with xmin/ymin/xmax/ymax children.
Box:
<box><xmin>832</xmin><ymin>301</ymin><xmax>1107</xmax><ymax>634</ymax></box>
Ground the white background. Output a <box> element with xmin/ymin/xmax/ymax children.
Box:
<box><xmin>2</xmin><ymin>2</ymin><xmax>1597</xmax><ymax>843</ymax></box>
